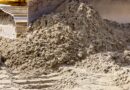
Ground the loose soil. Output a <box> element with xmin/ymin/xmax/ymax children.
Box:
<box><xmin>0</xmin><ymin>0</ymin><xmax>130</xmax><ymax>90</ymax></box>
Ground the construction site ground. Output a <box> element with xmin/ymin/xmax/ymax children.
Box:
<box><xmin>0</xmin><ymin>0</ymin><xmax>130</xmax><ymax>90</ymax></box>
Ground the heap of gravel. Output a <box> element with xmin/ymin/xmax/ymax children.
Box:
<box><xmin>0</xmin><ymin>0</ymin><xmax>128</xmax><ymax>74</ymax></box>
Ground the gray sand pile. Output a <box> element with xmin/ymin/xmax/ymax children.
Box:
<box><xmin>77</xmin><ymin>51</ymin><xmax>130</xmax><ymax>73</ymax></box>
<box><xmin>105</xmin><ymin>20</ymin><xmax>130</xmax><ymax>45</ymax></box>
<box><xmin>0</xmin><ymin>0</ymin><xmax>129</xmax><ymax>74</ymax></box>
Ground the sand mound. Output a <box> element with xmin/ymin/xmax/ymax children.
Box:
<box><xmin>0</xmin><ymin>0</ymin><xmax>127</xmax><ymax>74</ymax></box>
<box><xmin>77</xmin><ymin>50</ymin><xmax>130</xmax><ymax>73</ymax></box>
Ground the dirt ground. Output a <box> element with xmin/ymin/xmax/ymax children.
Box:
<box><xmin>0</xmin><ymin>0</ymin><xmax>130</xmax><ymax>90</ymax></box>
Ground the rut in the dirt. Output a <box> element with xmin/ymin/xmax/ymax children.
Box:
<box><xmin>0</xmin><ymin>66</ymin><xmax>60</xmax><ymax>90</ymax></box>
<box><xmin>0</xmin><ymin>54</ymin><xmax>60</xmax><ymax>90</ymax></box>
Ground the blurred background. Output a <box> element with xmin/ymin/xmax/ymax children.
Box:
<box><xmin>90</xmin><ymin>0</ymin><xmax>130</xmax><ymax>23</ymax></box>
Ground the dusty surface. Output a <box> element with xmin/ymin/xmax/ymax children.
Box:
<box><xmin>0</xmin><ymin>0</ymin><xmax>130</xmax><ymax>90</ymax></box>
<box><xmin>0</xmin><ymin>66</ymin><xmax>61</xmax><ymax>90</ymax></box>
<box><xmin>1</xmin><ymin>0</ymin><xmax>127</xmax><ymax>73</ymax></box>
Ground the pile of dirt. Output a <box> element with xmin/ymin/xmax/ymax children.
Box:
<box><xmin>0</xmin><ymin>0</ymin><xmax>128</xmax><ymax>74</ymax></box>
<box><xmin>105</xmin><ymin>19</ymin><xmax>130</xmax><ymax>45</ymax></box>
<box><xmin>0</xmin><ymin>0</ymin><xmax>130</xmax><ymax>90</ymax></box>
<box><xmin>50</xmin><ymin>50</ymin><xmax>130</xmax><ymax>90</ymax></box>
<box><xmin>77</xmin><ymin>50</ymin><xmax>130</xmax><ymax>73</ymax></box>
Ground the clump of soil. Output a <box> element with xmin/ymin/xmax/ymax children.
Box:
<box><xmin>0</xmin><ymin>0</ymin><xmax>128</xmax><ymax>74</ymax></box>
<box><xmin>77</xmin><ymin>50</ymin><xmax>130</xmax><ymax>73</ymax></box>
